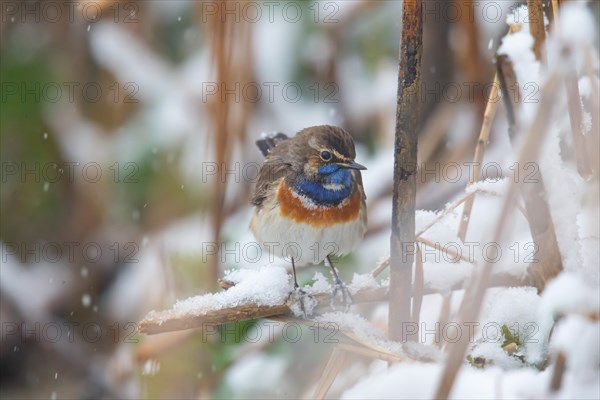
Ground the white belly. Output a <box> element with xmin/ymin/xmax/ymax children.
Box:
<box><xmin>251</xmin><ymin>206</ymin><xmax>366</xmax><ymax>266</ymax></box>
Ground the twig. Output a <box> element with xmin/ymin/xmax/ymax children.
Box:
<box><xmin>417</xmin><ymin>237</ymin><xmax>474</xmax><ymax>264</ymax></box>
<box><xmin>337</xmin><ymin>343</ymin><xmax>402</xmax><ymax>363</ymax></box>
<box><xmin>436</xmin><ymin>293</ymin><xmax>453</xmax><ymax>349</ymax></box>
<box><xmin>556</xmin><ymin>0</ymin><xmax>592</xmax><ymax>178</ymax></box>
<box><xmin>311</xmin><ymin>348</ymin><xmax>347</xmax><ymax>400</ymax></box>
<box><xmin>550</xmin><ymin>352</ymin><xmax>567</xmax><ymax>391</ymax></box>
<box><xmin>565</xmin><ymin>65</ymin><xmax>593</xmax><ymax>178</ymax></box>
<box><xmin>370</xmin><ymin>257</ymin><xmax>390</xmax><ymax>278</ymax></box>
<box><xmin>415</xmin><ymin>192</ymin><xmax>474</xmax><ymax>238</ymax></box>
<box><xmin>390</xmin><ymin>0</ymin><xmax>423</xmax><ymax>340</ymax></box>
<box><xmin>206</xmin><ymin>7</ymin><xmax>254</xmax><ymax>288</ymax></box>
<box><xmin>475</xmin><ymin>187</ymin><xmax>529</xmax><ymax>221</ymax></box>
<box><xmin>140</xmin><ymin>286</ymin><xmax>387</xmax><ymax>335</ymax></box>
<box><xmin>551</xmin><ymin>0</ymin><xmax>560</xmax><ymax>31</ymax></box>
<box><xmin>270</xmin><ymin>316</ymin><xmax>408</xmax><ymax>363</ymax></box>
<box><xmin>139</xmin><ymin>272</ymin><xmax>532</xmax><ymax>335</ymax></box>
<box><xmin>584</xmin><ymin>47</ymin><xmax>600</xmax><ymax>177</ymax></box>
<box><xmin>372</xmin><ymin>186</ymin><xmax>529</xmax><ymax>279</ymax></box>
<box><xmin>496</xmin><ymin>24</ymin><xmax>523</xmax><ymax>140</ymax></box>
<box><xmin>411</xmin><ymin>244</ymin><xmax>424</xmax><ymax>329</ymax></box>
<box><xmin>527</xmin><ymin>0</ymin><xmax>547</xmax><ymax>62</ymax></box>
<box><xmin>458</xmin><ymin>74</ymin><xmax>501</xmax><ymax>241</ymax></box>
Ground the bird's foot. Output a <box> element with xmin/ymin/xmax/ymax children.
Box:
<box><xmin>330</xmin><ymin>279</ymin><xmax>353</xmax><ymax>311</ymax></box>
<box><xmin>289</xmin><ymin>285</ymin><xmax>317</xmax><ymax>318</ymax></box>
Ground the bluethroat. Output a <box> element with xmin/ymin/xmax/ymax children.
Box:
<box><xmin>250</xmin><ymin>125</ymin><xmax>367</xmax><ymax>310</ymax></box>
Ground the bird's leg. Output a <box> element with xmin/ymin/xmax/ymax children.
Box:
<box><xmin>289</xmin><ymin>257</ymin><xmax>314</xmax><ymax>317</ymax></box>
<box><xmin>326</xmin><ymin>255</ymin><xmax>353</xmax><ymax>310</ymax></box>
<box><xmin>291</xmin><ymin>256</ymin><xmax>300</xmax><ymax>290</ymax></box>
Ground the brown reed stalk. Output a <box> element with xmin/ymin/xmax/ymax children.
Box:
<box><xmin>390</xmin><ymin>0</ymin><xmax>423</xmax><ymax>340</ymax></box>
<box><xmin>550</xmin><ymin>352</ymin><xmax>567</xmax><ymax>391</ymax></box>
<box><xmin>457</xmin><ymin>74</ymin><xmax>501</xmax><ymax>241</ymax></box>
<box><xmin>552</xmin><ymin>0</ymin><xmax>592</xmax><ymax>179</ymax></box>
<box><xmin>550</xmin><ymin>0</ymin><xmax>594</xmax><ymax>179</ymax></box>
<box><xmin>311</xmin><ymin>348</ymin><xmax>347</xmax><ymax>400</ymax></box>
<box><xmin>417</xmin><ymin>237</ymin><xmax>473</xmax><ymax>264</ymax></box>
<box><xmin>436</xmin><ymin>293</ymin><xmax>453</xmax><ymax>349</ymax></box>
<box><xmin>565</xmin><ymin>71</ymin><xmax>592</xmax><ymax>178</ymax></box>
<box><xmin>551</xmin><ymin>0</ymin><xmax>560</xmax><ymax>28</ymax></box>
<box><xmin>203</xmin><ymin>1</ymin><xmax>253</xmax><ymax>287</ymax></box>
<box><xmin>584</xmin><ymin>47</ymin><xmax>600</xmax><ymax>177</ymax></box>
<box><xmin>411</xmin><ymin>244</ymin><xmax>424</xmax><ymax>330</ymax></box>
<box><xmin>139</xmin><ymin>271</ymin><xmax>532</xmax><ymax>335</ymax></box>
<box><xmin>528</xmin><ymin>0</ymin><xmax>547</xmax><ymax>62</ymax></box>
<box><xmin>455</xmin><ymin>0</ymin><xmax>488</xmax><ymax>85</ymax></box>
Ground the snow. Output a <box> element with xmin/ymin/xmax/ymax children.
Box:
<box><xmin>538</xmin><ymin>118</ymin><xmax>586</xmax><ymax>275</ymax></box>
<box><xmin>342</xmin><ymin>362</ymin><xmax>513</xmax><ymax>399</ymax></box>
<box><xmin>316</xmin><ymin>312</ymin><xmax>403</xmax><ymax>355</ymax></box>
<box><xmin>465</xmin><ymin>177</ymin><xmax>510</xmax><ymax>195</ymax></box>
<box><xmin>551</xmin><ymin>315</ymin><xmax>600</xmax><ymax>375</ymax></box>
<box><xmin>528</xmin><ymin>272</ymin><xmax>599</xmax><ymax>364</ymax></box>
<box><xmin>343</xmin><ymin>358</ymin><xmax>599</xmax><ymax>399</ymax></box>
<box><xmin>309</xmin><ymin>270</ymin><xmax>332</xmax><ymax>289</ymax></box>
<box><xmin>164</xmin><ymin>267</ymin><xmax>291</xmax><ymax>319</ymax></box>
<box><xmin>506</xmin><ymin>5</ymin><xmax>530</xmax><ymax>26</ymax></box>
<box><xmin>481</xmin><ymin>287</ymin><xmax>541</xmax><ymax>340</ymax></box>
<box><xmin>468</xmin><ymin>287</ymin><xmax>545</xmax><ymax>369</ymax></box>
<box><xmin>347</xmin><ymin>272</ymin><xmax>380</xmax><ymax>293</ymax></box>
<box><xmin>558</xmin><ymin>2</ymin><xmax>596</xmax><ymax>48</ymax></box>
<box><xmin>538</xmin><ymin>272</ymin><xmax>599</xmax><ymax>319</ymax></box>
<box><xmin>497</xmin><ymin>25</ymin><xmax>540</xmax><ymax>126</ymax></box>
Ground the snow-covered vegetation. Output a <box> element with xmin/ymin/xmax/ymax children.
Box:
<box><xmin>1</xmin><ymin>1</ymin><xmax>598</xmax><ymax>399</ymax></box>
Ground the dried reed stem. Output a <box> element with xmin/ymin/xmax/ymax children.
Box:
<box><xmin>311</xmin><ymin>348</ymin><xmax>347</xmax><ymax>400</ymax></box>
<box><xmin>550</xmin><ymin>351</ymin><xmax>567</xmax><ymax>391</ymax></box>
<box><xmin>139</xmin><ymin>272</ymin><xmax>531</xmax><ymax>335</ymax></box>
<box><xmin>458</xmin><ymin>74</ymin><xmax>501</xmax><ymax>241</ymax></box>
<box><xmin>417</xmin><ymin>237</ymin><xmax>473</xmax><ymax>264</ymax></box>
<box><xmin>565</xmin><ymin>72</ymin><xmax>592</xmax><ymax>178</ymax></box>
<box><xmin>140</xmin><ymin>286</ymin><xmax>387</xmax><ymax>335</ymax></box>
<box><xmin>415</xmin><ymin>193</ymin><xmax>474</xmax><ymax>237</ymax></box>
<box><xmin>370</xmin><ymin>257</ymin><xmax>390</xmax><ymax>278</ymax></box>
<box><xmin>390</xmin><ymin>0</ymin><xmax>423</xmax><ymax>340</ymax></box>
<box><xmin>527</xmin><ymin>0</ymin><xmax>547</xmax><ymax>62</ymax></box>
<box><xmin>551</xmin><ymin>0</ymin><xmax>560</xmax><ymax>30</ymax></box>
<box><xmin>411</xmin><ymin>244</ymin><xmax>424</xmax><ymax>329</ymax></box>
<box><xmin>337</xmin><ymin>343</ymin><xmax>403</xmax><ymax>363</ymax></box>
<box><xmin>436</xmin><ymin>293</ymin><xmax>453</xmax><ymax>349</ymax></box>
<box><xmin>584</xmin><ymin>47</ymin><xmax>600</xmax><ymax>177</ymax></box>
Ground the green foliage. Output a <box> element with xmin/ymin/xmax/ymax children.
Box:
<box><xmin>501</xmin><ymin>324</ymin><xmax>521</xmax><ymax>347</ymax></box>
<box><xmin>466</xmin><ymin>354</ymin><xmax>485</xmax><ymax>369</ymax></box>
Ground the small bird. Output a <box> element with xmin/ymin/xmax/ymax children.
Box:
<box><xmin>250</xmin><ymin>125</ymin><xmax>367</xmax><ymax>311</ymax></box>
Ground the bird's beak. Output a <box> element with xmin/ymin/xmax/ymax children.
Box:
<box><xmin>338</xmin><ymin>161</ymin><xmax>367</xmax><ymax>170</ymax></box>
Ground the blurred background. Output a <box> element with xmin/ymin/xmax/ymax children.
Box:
<box><xmin>1</xmin><ymin>0</ymin><xmax>598</xmax><ymax>399</ymax></box>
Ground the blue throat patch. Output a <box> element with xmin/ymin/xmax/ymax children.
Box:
<box><xmin>295</xmin><ymin>165</ymin><xmax>352</xmax><ymax>206</ymax></box>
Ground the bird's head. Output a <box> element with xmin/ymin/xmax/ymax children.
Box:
<box><xmin>295</xmin><ymin>126</ymin><xmax>366</xmax><ymax>182</ymax></box>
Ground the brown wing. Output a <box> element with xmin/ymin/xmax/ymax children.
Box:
<box><xmin>352</xmin><ymin>169</ymin><xmax>367</xmax><ymax>201</ymax></box>
<box><xmin>251</xmin><ymin>157</ymin><xmax>292</xmax><ymax>208</ymax></box>
<box><xmin>252</xmin><ymin>136</ymin><xmax>295</xmax><ymax>209</ymax></box>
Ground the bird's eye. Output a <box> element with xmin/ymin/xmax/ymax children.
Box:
<box><xmin>320</xmin><ymin>151</ymin><xmax>332</xmax><ymax>161</ymax></box>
